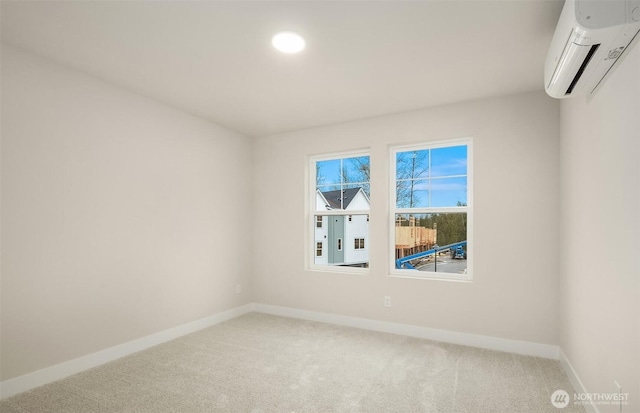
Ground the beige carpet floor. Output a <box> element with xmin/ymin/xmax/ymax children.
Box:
<box><xmin>0</xmin><ymin>312</ymin><xmax>584</xmax><ymax>413</ymax></box>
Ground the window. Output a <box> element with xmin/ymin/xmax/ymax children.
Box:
<box><xmin>309</xmin><ymin>151</ymin><xmax>370</xmax><ymax>271</ymax></box>
<box><xmin>354</xmin><ymin>238</ymin><xmax>365</xmax><ymax>249</ymax></box>
<box><xmin>390</xmin><ymin>140</ymin><xmax>472</xmax><ymax>280</ymax></box>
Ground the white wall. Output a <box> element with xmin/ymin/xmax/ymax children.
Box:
<box><xmin>253</xmin><ymin>91</ymin><xmax>561</xmax><ymax>345</ymax></box>
<box><xmin>0</xmin><ymin>45</ymin><xmax>253</xmax><ymax>381</ymax></box>
<box><xmin>560</xmin><ymin>45</ymin><xmax>640</xmax><ymax>412</ymax></box>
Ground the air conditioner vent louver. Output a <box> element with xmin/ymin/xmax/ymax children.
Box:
<box><xmin>565</xmin><ymin>44</ymin><xmax>600</xmax><ymax>95</ymax></box>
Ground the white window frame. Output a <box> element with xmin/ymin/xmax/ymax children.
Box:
<box><xmin>306</xmin><ymin>149</ymin><xmax>370</xmax><ymax>274</ymax></box>
<box><xmin>389</xmin><ymin>138</ymin><xmax>473</xmax><ymax>281</ymax></box>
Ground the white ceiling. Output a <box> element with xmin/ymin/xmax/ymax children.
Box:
<box><xmin>1</xmin><ymin>1</ymin><xmax>563</xmax><ymax>137</ymax></box>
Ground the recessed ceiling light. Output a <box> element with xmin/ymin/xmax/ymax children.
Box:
<box><xmin>272</xmin><ymin>31</ymin><xmax>305</xmax><ymax>54</ymax></box>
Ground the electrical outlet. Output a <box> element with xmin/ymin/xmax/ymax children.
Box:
<box><xmin>384</xmin><ymin>296</ymin><xmax>391</xmax><ymax>307</ymax></box>
<box><xmin>236</xmin><ymin>284</ymin><xmax>242</xmax><ymax>294</ymax></box>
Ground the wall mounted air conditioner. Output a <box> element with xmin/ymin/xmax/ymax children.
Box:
<box><xmin>544</xmin><ymin>0</ymin><xmax>640</xmax><ymax>98</ymax></box>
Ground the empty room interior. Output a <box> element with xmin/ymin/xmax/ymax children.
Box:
<box><xmin>1</xmin><ymin>1</ymin><xmax>638</xmax><ymax>412</ymax></box>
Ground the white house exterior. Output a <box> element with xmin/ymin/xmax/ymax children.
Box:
<box><xmin>314</xmin><ymin>187</ymin><xmax>370</xmax><ymax>267</ymax></box>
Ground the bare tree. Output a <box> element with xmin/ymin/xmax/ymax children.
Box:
<box><xmin>316</xmin><ymin>163</ymin><xmax>324</xmax><ymax>186</ymax></box>
<box><xmin>396</xmin><ymin>150</ymin><xmax>428</xmax><ymax>208</ymax></box>
<box><xmin>349</xmin><ymin>156</ymin><xmax>370</xmax><ymax>197</ymax></box>
<box><xmin>316</xmin><ymin>156</ymin><xmax>371</xmax><ymax>198</ymax></box>
<box><xmin>350</xmin><ymin>157</ymin><xmax>370</xmax><ymax>182</ymax></box>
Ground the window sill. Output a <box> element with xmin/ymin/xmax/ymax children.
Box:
<box><xmin>388</xmin><ymin>270</ymin><xmax>472</xmax><ymax>283</ymax></box>
<box><xmin>306</xmin><ymin>265</ymin><xmax>370</xmax><ymax>276</ymax></box>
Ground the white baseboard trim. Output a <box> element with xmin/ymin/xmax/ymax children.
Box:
<box><xmin>252</xmin><ymin>303</ymin><xmax>560</xmax><ymax>359</ymax></box>
<box><xmin>0</xmin><ymin>303</ymin><xmax>254</xmax><ymax>400</ymax></box>
<box><xmin>559</xmin><ymin>349</ymin><xmax>599</xmax><ymax>413</ymax></box>
<box><xmin>0</xmin><ymin>302</ymin><xmax>566</xmax><ymax>400</ymax></box>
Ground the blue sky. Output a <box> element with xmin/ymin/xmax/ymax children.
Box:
<box><xmin>396</xmin><ymin>145</ymin><xmax>468</xmax><ymax>207</ymax></box>
<box><xmin>315</xmin><ymin>145</ymin><xmax>467</xmax><ymax>208</ymax></box>
<box><xmin>316</xmin><ymin>156</ymin><xmax>369</xmax><ymax>186</ymax></box>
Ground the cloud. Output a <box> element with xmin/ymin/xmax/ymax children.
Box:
<box><xmin>429</xmin><ymin>158</ymin><xmax>467</xmax><ymax>177</ymax></box>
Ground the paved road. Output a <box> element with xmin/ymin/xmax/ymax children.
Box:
<box><xmin>417</xmin><ymin>254</ymin><xmax>467</xmax><ymax>274</ymax></box>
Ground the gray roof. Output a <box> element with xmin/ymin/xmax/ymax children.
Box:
<box><xmin>320</xmin><ymin>187</ymin><xmax>362</xmax><ymax>210</ymax></box>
